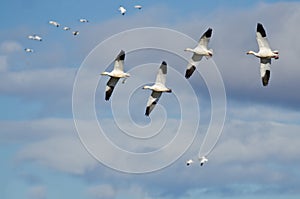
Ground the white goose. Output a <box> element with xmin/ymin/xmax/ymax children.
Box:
<box><xmin>63</xmin><ymin>26</ymin><xmax>71</xmax><ymax>31</ymax></box>
<box><xmin>79</xmin><ymin>18</ymin><xmax>89</xmax><ymax>23</ymax></box>
<box><xmin>118</xmin><ymin>6</ymin><xmax>126</xmax><ymax>15</ymax></box>
<box><xmin>134</xmin><ymin>5</ymin><xmax>142</xmax><ymax>9</ymax></box>
<box><xmin>28</xmin><ymin>34</ymin><xmax>42</xmax><ymax>41</ymax></box>
<box><xmin>24</xmin><ymin>48</ymin><xmax>34</xmax><ymax>53</ymax></box>
<box><xmin>143</xmin><ymin>61</ymin><xmax>172</xmax><ymax>116</ymax></box>
<box><xmin>101</xmin><ymin>50</ymin><xmax>130</xmax><ymax>101</ymax></box>
<box><xmin>49</xmin><ymin>20</ymin><xmax>60</xmax><ymax>27</ymax></box>
<box><xmin>184</xmin><ymin>28</ymin><xmax>213</xmax><ymax>79</ymax></box>
<box><xmin>247</xmin><ymin>23</ymin><xmax>279</xmax><ymax>86</ymax></box>
<box><xmin>72</xmin><ymin>31</ymin><xmax>79</xmax><ymax>36</ymax></box>
<box><xmin>186</xmin><ymin>156</ymin><xmax>208</xmax><ymax>166</ymax></box>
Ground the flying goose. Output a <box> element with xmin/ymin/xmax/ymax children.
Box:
<box><xmin>134</xmin><ymin>5</ymin><xmax>142</xmax><ymax>9</ymax></box>
<box><xmin>101</xmin><ymin>50</ymin><xmax>130</xmax><ymax>101</ymax></box>
<box><xmin>118</xmin><ymin>6</ymin><xmax>126</xmax><ymax>15</ymax></box>
<box><xmin>143</xmin><ymin>61</ymin><xmax>172</xmax><ymax>116</ymax></box>
<box><xmin>247</xmin><ymin>23</ymin><xmax>279</xmax><ymax>86</ymax></box>
<box><xmin>63</xmin><ymin>26</ymin><xmax>71</xmax><ymax>31</ymax></box>
<box><xmin>186</xmin><ymin>156</ymin><xmax>208</xmax><ymax>166</ymax></box>
<box><xmin>72</xmin><ymin>31</ymin><xmax>79</xmax><ymax>36</ymax></box>
<box><xmin>28</xmin><ymin>34</ymin><xmax>42</xmax><ymax>41</ymax></box>
<box><xmin>184</xmin><ymin>28</ymin><xmax>213</xmax><ymax>79</ymax></box>
<box><xmin>24</xmin><ymin>48</ymin><xmax>34</xmax><ymax>53</ymax></box>
<box><xmin>79</xmin><ymin>18</ymin><xmax>89</xmax><ymax>23</ymax></box>
<box><xmin>49</xmin><ymin>20</ymin><xmax>60</xmax><ymax>27</ymax></box>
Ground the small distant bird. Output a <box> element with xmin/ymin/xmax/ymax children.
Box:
<box><xmin>134</xmin><ymin>5</ymin><xmax>142</xmax><ymax>9</ymax></box>
<box><xmin>247</xmin><ymin>23</ymin><xmax>279</xmax><ymax>86</ymax></box>
<box><xmin>101</xmin><ymin>50</ymin><xmax>130</xmax><ymax>101</ymax></box>
<box><xmin>49</xmin><ymin>20</ymin><xmax>60</xmax><ymax>27</ymax></box>
<box><xmin>72</xmin><ymin>31</ymin><xmax>79</xmax><ymax>36</ymax></box>
<box><xmin>118</xmin><ymin>6</ymin><xmax>126</xmax><ymax>15</ymax></box>
<box><xmin>184</xmin><ymin>28</ymin><xmax>213</xmax><ymax>79</ymax></box>
<box><xmin>199</xmin><ymin>156</ymin><xmax>208</xmax><ymax>166</ymax></box>
<box><xmin>186</xmin><ymin>159</ymin><xmax>193</xmax><ymax>166</ymax></box>
<box><xmin>143</xmin><ymin>61</ymin><xmax>172</xmax><ymax>116</ymax></box>
<box><xmin>24</xmin><ymin>48</ymin><xmax>34</xmax><ymax>53</ymax></box>
<box><xmin>79</xmin><ymin>18</ymin><xmax>89</xmax><ymax>23</ymax></box>
<box><xmin>28</xmin><ymin>34</ymin><xmax>42</xmax><ymax>41</ymax></box>
<box><xmin>186</xmin><ymin>156</ymin><xmax>208</xmax><ymax>166</ymax></box>
<box><xmin>63</xmin><ymin>26</ymin><xmax>71</xmax><ymax>31</ymax></box>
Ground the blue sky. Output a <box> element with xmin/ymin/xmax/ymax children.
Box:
<box><xmin>1</xmin><ymin>0</ymin><xmax>300</xmax><ymax>199</ymax></box>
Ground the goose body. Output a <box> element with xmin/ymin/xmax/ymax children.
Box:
<box><xmin>24</xmin><ymin>48</ymin><xmax>34</xmax><ymax>53</ymax></box>
<box><xmin>186</xmin><ymin>156</ymin><xmax>208</xmax><ymax>166</ymax></box>
<box><xmin>28</xmin><ymin>34</ymin><xmax>42</xmax><ymax>41</ymax></box>
<box><xmin>143</xmin><ymin>61</ymin><xmax>172</xmax><ymax>116</ymax></box>
<box><xmin>72</xmin><ymin>31</ymin><xmax>79</xmax><ymax>36</ymax></box>
<box><xmin>185</xmin><ymin>28</ymin><xmax>213</xmax><ymax>79</ymax></box>
<box><xmin>118</xmin><ymin>6</ymin><xmax>126</xmax><ymax>15</ymax></box>
<box><xmin>79</xmin><ymin>18</ymin><xmax>89</xmax><ymax>23</ymax></box>
<box><xmin>63</xmin><ymin>26</ymin><xmax>70</xmax><ymax>31</ymax></box>
<box><xmin>247</xmin><ymin>23</ymin><xmax>279</xmax><ymax>86</ymax></box>
<box><xmin>101</xmin><ymin>50</ymin><xmax>130</xmax><ymax>101</ymax></box>
<box><xmin>134</xmin><ymin>5</ymin><xmax>142</xmax><ymax>9</ymax></box>
<box><xmin>49</xmin><ymin>20</ymin><xmax>60</xmax><ymax>27</ymax></box>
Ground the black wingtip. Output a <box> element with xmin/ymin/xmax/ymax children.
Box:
<box><xmin>185</xmin><ymin>65</ymin><xmax>196</xmax><ymax>79</ymax></box>
<box><xmin>117</xmin><ymin>50</ymin><xmax>125</xmax><ymax>61</ymax></box>
<box><xmin>145</xmin><ymin>107</ymin><xmax>150</xmax><ymax>116</ymax></box>
<box><xmin>162</xmin><ymin>61</ymin><xmax>167</xmax><ymax>65</ymax></box>
<box><xmin>257</xmin><ymin>23</ymin><xmax>266</xmax><ymax>37</ymax></box>
<box><xmin>262</xmin><ymin>70</ymin><xmax>270</xmax><ymax>86</ymax></box>
<box><xmin>204</xmin><ymin>28</ymin><xmax>213</xmax><ymax>38</ymax></box>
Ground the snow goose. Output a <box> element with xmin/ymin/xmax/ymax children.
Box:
<box><xmin>134</xmin><ymin>5</ymin><xmax>142</xmax><ymax>9</ymax></box>
<box><xmin>72</xmin><ymin>31</ymin><xmax>79</xmax><ymax>36</ymax></box>
<box><xmin>101</xmin><ymin>50</ymin><xmax>130</xmax><ymax>101</ymax></box>
<box><xmin>143</xmin><ymin>61</ymin><xmax>172</xmax><ymax>116</ymax></box>
<box><xmin>63</xmin><ymin>26</ymin><xmax>71</xmax><ymax>31</ymax></box>
<box><xmin>24</xmin><ymin>48</ymin><xmax>34</xmax><ymax>53</ymax></box>
<box><xmin>186</xmin><ymin>156</ymin><xmax>208</xmax><ymax>166</ymax></box>
<box><xmin>184</xmin><ymin>28</ymin><xmax>213</xmax><ymax>79</ymax></box>
<box><xmin>49</xmin><ymin>20</ymin><xmax>60</xmax><ymax>27</ymax></box>
<box><xmin>118</xmin><ymin>6</ymin><xmax>127</xmax><ymax>15</ymax></box>
<box><xmin>28</xmin><ymin>34</ymin><xmax>42</xmax><ymax>41</ymax></box>
<box><xmin>79</xmin><ymin>18</ymin><xmax>89</xmax><ymax>23</ymax></box>
<box><xmin>247</xmin><ymin>23</ymin><xmax>279</xmax><ymax>86</ymax></box>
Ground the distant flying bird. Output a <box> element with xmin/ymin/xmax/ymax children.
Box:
<box><xmin>134</xmin><ymin>5</ymin><xmax>142</xmax><ymax>9</ymax></box>
<box><xmin>24</xmin><ymin>48</ymin><xmax>34</xmax><ymax>53</ymax></box>
<box><xmin>184</xmin><ymin>28</ymin><xmax>213</xmax><ymax>79</ymax></box>
<box><xmin>49</xmin><ymin>20</ymin><xmax>60</xmax><ymax>27</ymax></box>
<box><xmin>247</xmin><ymin>23</ymin><xmax>279</xmax><ymax>86</ymax></box>
<box><xmin>63</xmin><ymin>26</ymin><xmax>71</xmax><ymax>31</ymax></box>
<box><xmin>118</xmin><ymin>6</ymin><xmax>126</xmax><ymax>15</ymax></box>
<box><xmin>100</xmin><ymin>50</ymin><xmax>130</xmax><ymax>101</ymax></box>
<box><xmin>79</xmin><ymin>18</ymin><xmax>89</xmax><ymax>23</ymax></box>
<box><xmin>28</xmin><ymin>34</ymin><xmax>42</xmax><ymax>41</ymax></box>
<box><xmin>143</xmin><ymin>61</ymin><xmax>172</xmax><ymax>116</ymax></box>
<box><xmin>186</xmin><ymin>156</ymin><xmax>208</xmax><ymax>166</ymax></box>
<box><xmin>72</xmin><ymin>31</ymin><xmax>79</xmax><ymax>36</ymax></box>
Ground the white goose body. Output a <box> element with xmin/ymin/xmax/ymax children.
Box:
<box><xmin>101</xmin><ymin>50</ymin><xmax>130</xmax><ymax>101</ymax></box>
<box><xmin>49</xmin><ymin>20</ymin><xmax>60</xmax><ymax>27</ymax></box>
<box><xmin>185</xmin><ymin>28</ymin><xmax>213</xmax><ymax>79</ymax></box>
<box><xmin>28</xmin><ymin>34</ymin><xmax>42</xmax><ymax>41</ymax></box>
<box><xmin>186</xmin><ymin>156</ymin><xmax>208</xmax><ymax>166</ymax></box>
<box><xmin>247</xmin><ymin>23</ymin><xmax>279</xmax><ymax>86</ymax></box>
<box><xmin>118</xmin><ymin>6</ymin><xmax>126</xmax><ymax>15</ymax></box>
<box><xmin>143</xmin><ymin>61</ymin><xmax>172</xmax><ymax>116</ymax></box>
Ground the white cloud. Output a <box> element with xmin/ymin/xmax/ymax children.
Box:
<box><xmin>17</xmin><ymin>135</ymin><xmax>97</xmax><ymax>175</ymax></box>
<box><xmin>27</xmin><ymin>185</ymin><xmax>46</xmax><ymax>199</ymax></box>
<box><xmin>87</xmin><ymin>184</ymin><xmax>116</xmax><ymax>199</ymax></box>
<box><xmin>0</xmin><ymin>55</ymin><xmax>8</xmax><ymax>72</ymax></box>
<box><xmin>0</xmin><ymin>40</ymin><xmax>22</xmax><ymax>54</ymax></box>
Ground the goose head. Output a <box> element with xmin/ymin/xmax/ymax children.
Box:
<box><xmin>100</xmin><ymin>71</ymin><xmax>110</xmax><ymax>76</ymax></box>
<box><xmin>273</xmin><ymin>50</ymin><xmax>279</xmax><ymax>59</ymax></box>
<box><xmin>142</xmin><ymin>85</ymin><xmax>152</xmax><ymax>90</ymax></box>
<box><xmin>184</xmin><ymin>48</ymin><xmax>194</xmax><ymax>53</ymax></box>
